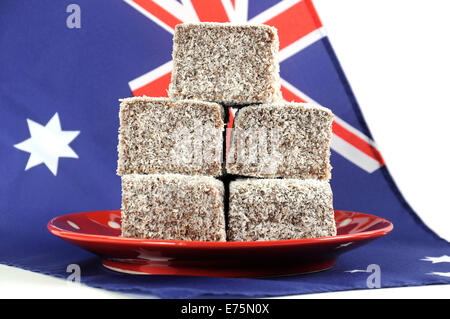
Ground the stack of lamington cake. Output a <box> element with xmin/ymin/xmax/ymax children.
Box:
<box><xmin>117</xmin><ymin>22</ymin><xmax>336</xmax><ymax>242</ymax></box>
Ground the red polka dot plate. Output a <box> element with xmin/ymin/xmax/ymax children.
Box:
<box><xmin>47</xmin><ymin>210</ymin><xmax>393</xmax><ymax>278</ymax></box>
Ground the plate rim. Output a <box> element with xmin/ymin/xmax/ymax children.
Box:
<box><xmin>47</xmin><ymin>210</ymin><xmax>394</xmax><ymax>249</ymax></box>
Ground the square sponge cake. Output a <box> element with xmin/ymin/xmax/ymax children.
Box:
<box><xmin>226</xmin><ymin>102</ymin><xmax>334</xmax><ymax>179</ymax></box>
<box><xmin>117</xmin><ymin>97</ymin><xmax>224</xmax><ymax>177</ymax></box>
<box><xmin>227</xmin><ymin>179</ymin><xmax>336</xmax><ymax>241</ymax></box>
<box><xmin>169</xmin><ymin>23</ymin><xmax>282</xmax><ymax>105</ymax></box>
<box><xmin>121</xmin><ymin>174</ymin><xmax>226</xmax><ymax>241</ymax></box>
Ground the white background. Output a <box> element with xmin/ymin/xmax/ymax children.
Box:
<box><xmin>317</xmin><ymin>0</ymin><xmax>450</xmax><ymax>242</ymax></box>
<box><xmin>1</xmin><ymin>0</ymin><xmax>450</xmax><ymax>298</ymax></box>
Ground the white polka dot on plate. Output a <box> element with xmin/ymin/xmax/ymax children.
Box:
<box><xmin>67</xmin><ymin>220</ymin><xmax>80</xmax><ymax>230</ymax></box>
<box><xmin>339</xmin><ymin>218</ymin><xmax>352</xmax><ymax>227</ymax></box>
<box><xmin>108</xmin><ymin>221</ymin><xmax>120</xmax><ymax>229</ymax></box>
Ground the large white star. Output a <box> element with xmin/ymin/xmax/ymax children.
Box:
<box><xmin>421</xmin><ymin>255</ymin><xmax>450</xmax><ymax>264</ymax></box>
<box><xmin>14</xmin><ymin>113</ymin><xmax>80</xmax><ymax>175</ymax></box>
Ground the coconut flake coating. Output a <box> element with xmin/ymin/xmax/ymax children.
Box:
<box><xmin>169</xmin><ymin>23</ymin><xmax>282</xmax><ymax>105</ymax></box>
<box><xmin>227</xmin><ymin>179</ymin><xmax>336</xmax><ymax>241</ymax></box>
<box><xmin>226</xmin><ymin>102</ymin><xmax>334</xmax><ymax>179</ymax></box>
<box><xmin>117</xmin><ymin>97</ymin><xmax>224</xmax><ymax>177</ymax></box>
<box><xmin>121</xmin><ymin>174</ymin><xmax>226</xmax><ymax>241</ymax></box>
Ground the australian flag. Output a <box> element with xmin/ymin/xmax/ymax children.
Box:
<box><xmin>0</xmin><ymin>0</ymin><xmax>449</xmax><ymax>298</ymax></box>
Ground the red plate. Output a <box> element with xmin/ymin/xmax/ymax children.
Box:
<box><xmin>47</xmin><ymin>210</ymin><xmax>393</xmax><ymax>278</ymax></box>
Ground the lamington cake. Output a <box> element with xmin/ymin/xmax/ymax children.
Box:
<box><xmin>168</xmin><ymin>23</ymin><xmax>282</xmax><ymax>105</ymax></box>
<box><xmin>227</xmin><ymin>179</ymin><xmax>336</xmax><ymax>241</ymax></box>
<box><xmin>226</xmin><ymin>102</ymin><xmax>334</xmax><ymax>179</ymax></box>
<box><xmin>117</xmin><ymin>97</ymin><xmax>224</xmax><ymax>177</ymax></box>
<box><xmin>121</xmin><ymin>174</ymin><xmax>226</xmax><ymax>241</ymax></box>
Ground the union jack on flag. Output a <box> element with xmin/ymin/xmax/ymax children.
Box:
<box><xmin>124</xmin><ymin>0</ymin><xmax>385</xmax><ymax>174</ymax></box>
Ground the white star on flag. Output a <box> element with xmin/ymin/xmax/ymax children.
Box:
<box><xmin>428</xmin><ymin>272</ymin><xmax>450</xmax><ymax>278</ymax></box>
<box><xmin>344</xmin><ymin>269</ymin><xmax>369</xmax><ymax>273</ymax></box>
<box><xmin>14</xmin><ymin>113</ymin><xmax>80</xmax><ymax>176</ymax></box>
<box><xmin>421</xmin><ymin>255</ymin><xmax>450</xmax><ymax>264</ymax></box>
<box><xmin>335</xmin><ymin>242</ymin><xmax>354</xmax><ymax>249</ymax></box>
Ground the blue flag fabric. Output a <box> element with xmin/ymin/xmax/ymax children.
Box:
<box><xmin>1</xmin><ymin>0</ymin><xmax>450</xmax><ymax>298</ymax></box>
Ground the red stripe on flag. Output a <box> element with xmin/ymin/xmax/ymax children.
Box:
<box><xmin>332</xmin><ymin>122</ymin><xmax>385</xmax><ymax>165</ymax></box>
<box><xmin>304</xmin><ymin>0</ymin><xmax>323</xmax><ymax>30</ymax></box>
<box><xmin>132</xmin><ymin>72</ymin><xmax>172</xmax><ymax>97</ymax></box>
<box><xmin>230</xmin><ymin>0</ymin><xmax>235</xmax><ymax>8</ymax></box>
<box><xmin>281</xmin><ymin>85</ymin><xmax>306</xmax><ymax>102</ymax></box>
<box><xmin>191</xmin><ymin>0</ymin><xmax>230</xmax><ymax>22</ymax></box>
<box><xmin>225</xmin><ymin>108</ymin><xmax>235</xmax><ymax>159</ymax></box>
<box><xmin>264</xmin><ymin>1</ymin><xmax>323</xmax><ymax>50</ymax></box>
<box><xmin>132</xmin><ymin>0</ymin><xmax>183</xmax><ymax>30</ymax></box>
